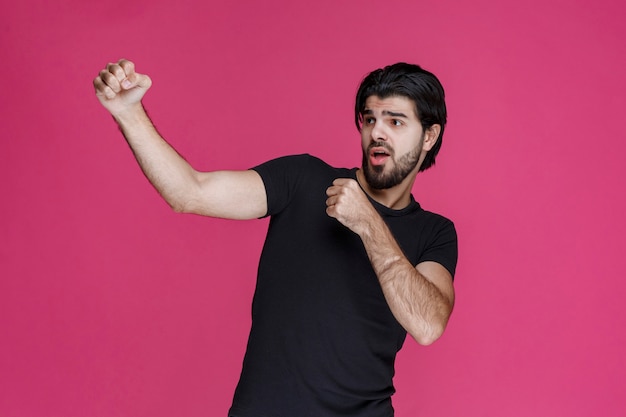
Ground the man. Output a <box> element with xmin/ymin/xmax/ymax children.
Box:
<box><xmin>94</xmin><ymin>60</ymin><xmax>458</xmax><ymax>417</ymax></box>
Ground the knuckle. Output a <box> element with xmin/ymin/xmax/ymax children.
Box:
<box><xmin>119</xmin><ymin>59</ymin><xmax>134</xmax><ymax>72</ymax></box>
<box><xmin>106</xmin><ymin>62</ymin><xmax>125</xmax><ymax>79</ymax></box>
<box><xmin>99</xmin><ymin>71</ymin><xmax>120</xmax><ymax>91</ymax></box>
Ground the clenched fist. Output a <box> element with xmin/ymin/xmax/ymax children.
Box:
<box><xmin>93</xmin><ymin>59</ymin><xmax>152</xmax><ymax>116</ymax></box>
<box><xmin>326</xmin><ymin>178</ymin><xmax>378</xmax><ymax>236</ymax></box>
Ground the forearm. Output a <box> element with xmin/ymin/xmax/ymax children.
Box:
<box><xmin>358</xmin><ymin>217</ymin><xmax>453</xmax><ymax>345</ymax></box>
<box><xmin>113</xmin><ymin>104</ymin><xmax>199</xmax><ymax>212</ymax></box>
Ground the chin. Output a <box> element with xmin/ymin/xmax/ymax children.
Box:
<box><xmin>363</xmin><ymin>167</ymin><xmax>399</xmax><ymax>190</ymax></box>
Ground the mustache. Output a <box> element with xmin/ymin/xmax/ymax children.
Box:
<box><xmin>367</xmin><ymin>141</ymin><xmax>394</xmax><ymax>154</ymax></box>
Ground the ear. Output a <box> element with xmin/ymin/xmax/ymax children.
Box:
<box><xmin>421</xmin><ymin>124</ymin><xmax>441</xmax><ymax>152</ymax></box>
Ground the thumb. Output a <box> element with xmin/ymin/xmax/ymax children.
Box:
<box><xmin>122</xmin><ymin>72</ymin><xmax>152</xmax><ymax>90</ymax></box>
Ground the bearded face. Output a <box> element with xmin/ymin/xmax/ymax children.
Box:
<box><xmin>361</xmin><ymin>136</ymin><xmax>424</xmax><ymax>190</ymax></box>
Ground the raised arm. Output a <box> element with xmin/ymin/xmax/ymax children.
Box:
<box><xmin>93</xmin><ymin>59</ymin><xmax>266</xmax><ymax>220</ymax></box>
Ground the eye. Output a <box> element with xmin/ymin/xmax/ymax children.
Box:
<box><xmin>364</xmin><ymin>117</ymin><xmax>375</xmax><ymax>124</ymax></box>
<box><xmin>391</xmin><ymin>119</ymin><xmax>403</xmax><ymax>126</ymax></box>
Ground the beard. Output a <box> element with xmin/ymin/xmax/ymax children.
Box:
<box><xmin>361</xmin><ymin>140</ymin><xmax>423</xmax><ymax>190</ymax></box>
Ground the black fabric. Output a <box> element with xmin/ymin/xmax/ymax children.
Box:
<box><xmin>229</xmin><ymin>154</ymin><xmax>457</xmax><ymax>417</ymax></box>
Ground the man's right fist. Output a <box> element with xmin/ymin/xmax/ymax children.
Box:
<box><xmin>93</xmin><ymin>59</ymin><xmax>152</xmax><ymax>116</ymax></box>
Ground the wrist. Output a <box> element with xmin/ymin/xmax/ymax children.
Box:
<box><xmin>112</xmin><ymin>103</ymin><xmax>149</xmax><ymax>127</ymax></box>
<box><xmin>356</xmin><ymin>211</ymin><xmax>384</xmax><ymax>241</ymax></box>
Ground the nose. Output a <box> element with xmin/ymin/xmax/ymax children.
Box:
<box><xmin>370</xmin><ymin>120</ymin><xmax>387</xmax><ymax>141</ymax></box>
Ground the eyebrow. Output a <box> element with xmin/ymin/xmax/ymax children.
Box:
<box><xmin>362</xmin><ymin>109</ymin><xmax>409</xmax><ymax>118</ymax></box>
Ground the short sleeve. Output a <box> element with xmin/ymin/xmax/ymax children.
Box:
<box><xmin>418</xmin><ymin>217</ymin><xmax>458</xmax><ymax>279</ymax></box>
<box><xmin>251</xmin><ymin>154</ymin><xmax>312</xmax><ymax>217</ymax></box>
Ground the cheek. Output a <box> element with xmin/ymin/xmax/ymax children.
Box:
<box><xmin>410</xmin><ymin>129</ymin><xmax>426</xmax><ymax>149</ymax></box>
<box><xmin>360</xmin><ymin>131</ymin><xmax>369</xmax><ymax>148</ymax></box>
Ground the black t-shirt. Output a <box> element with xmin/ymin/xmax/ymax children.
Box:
<box><xmin>229</xmin><ymin>154</ymin><xmax>457</xmax><ymax>417</ymax></box>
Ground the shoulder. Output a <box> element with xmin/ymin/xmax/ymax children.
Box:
<box><xmin>420</xmin><ymin>209</ymin><xmax>455</xmax><ymax>229</ymax></box>
<box><xmin>414</xmin><ymin>208</ymin><xmax>457</xmax><ymax>242</ymax></box>
<box><xmin>252</xmin><ymin>154</ymin><xmax>347</xmax><ymax>178</ymax></box>
<box><xmin>251</xmin><ymin>154</ymin><xmax>345</xmax><ymax>216</ymax></box>
<box><xmin>392</xmin><ymin>205</ymin><xmax>457</xmax><ymax>251</ymax></box>
<box><xmin>253</xmin><ymin>153</ymin><xmax>323</xmax><ymax>170</ymax></box>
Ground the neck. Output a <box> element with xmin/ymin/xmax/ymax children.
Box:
<box><xmin>356</xmin><ymin>169</ymin><xmax>417</xmax><ymax>210</ymax></box>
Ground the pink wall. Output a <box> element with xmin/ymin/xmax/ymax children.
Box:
<box><xmin>1</xmin><ymin>0</ymin><xmax>625</xmax><ymax>416</ymax></box>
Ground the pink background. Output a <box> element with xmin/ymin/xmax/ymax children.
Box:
<box><xmin>1</xmin><ymin>0</ymin><xmax>625</xmax><ymax>416</ymax></box>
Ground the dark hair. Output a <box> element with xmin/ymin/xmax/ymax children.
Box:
<box><xmin>355</xmin><ymin>62</ymin><xmax>447</xmax><ymax>172</ymax></box>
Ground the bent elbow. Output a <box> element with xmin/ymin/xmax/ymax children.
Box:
<box><xmin>167</xmin><ymin>184</ymin><xmax>202</xmax><ymax>214</ymax></box>
<box><xmin>165</xmin><ymin>172</ymin><xmax>205</xmax><ymax>214</ymax></box>
<box><xmin>410</xmin><ymin>314</ymin><xmax>451</xmax><ymax>346</ymax></box>
<box><xmin>169</xmin><ymin>198</ymin><xmax>198</xmax><ymax>214</ymax></box>
<box><xmin>170</xmin><ymin>202</ymin><xmax>187</xmax><ymax>213</ymax></box>
<box><xmin>166</xmin><ymin>194</ymin><xmax>196</xmax><ymax>214</ymax></box>
<box><xmin>412</xmin><ymin>325</ymin><xmax>444</xmax><ymax>346</ymax></box>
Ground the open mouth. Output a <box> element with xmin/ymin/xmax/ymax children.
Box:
<box><xmin>369</xmin><ymin>148</ymin><xmax>391</xmax><ymax>166</ymax></box>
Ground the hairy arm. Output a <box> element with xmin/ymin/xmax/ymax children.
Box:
<box><xmin>358</xmin><ymin>217</ymin><xmax>455</xmax><ymax>345</ymax></box>
<box><xmin>326</xmin><ymin>178</ymin><xmax>454</xmax><ymax>345</ymax></box>
<box><xmin>93</xmin><ymin>59</ymin><xmax>266</xmax><ymax>219</ymax></box>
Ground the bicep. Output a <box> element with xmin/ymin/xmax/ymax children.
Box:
<box><xmin>416</xmin><ymin>261</ymin><xmax>455</xmax><ymax>308</ymax></box>
<box><xmin>184</xmin><ymin>169</ymin><xmax>267</xmax><ymax>219</ymax></box>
